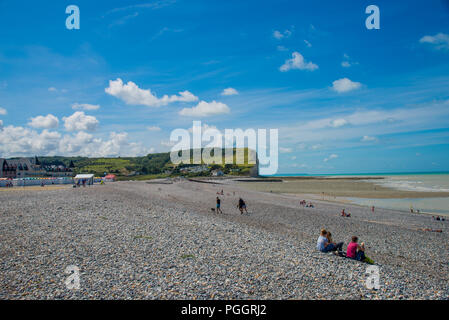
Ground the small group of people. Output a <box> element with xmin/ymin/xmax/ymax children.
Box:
<box><xmin>299</xmin><ymin>200</ymin><xmax>314</xmax><ymax>208</ymax></box>
<box><xmin>432</xmin><ymin>216</ymin><xmax>446</xmax><ymax>221</ymax></box>
<box><xmin>316</xmin><ymin>229</ymin><xmax>344</xmax><ymax>253</ymax></box>
<box><xmin>341</xmin><ymin>209</ymin><xmax>351</xmax><ymax>217</ymax></box>
<box><xmin>74</xmin><ymin>179</ymin><xmax>87</xmax><ymax>187</ymax></box>
<box><xmin>3</xmin><ymin>181</ymin><xmax>14</xmax><ymax>188</ymax></box>
<box><xmin>215</xmin><ymin>196</ymin><xmax>248</xmax><ymax>215</ymax></box>
<box><xmin>316</xmin><ymin>229</ymin><xmax>373</xmax><ymax>264</ymax></box>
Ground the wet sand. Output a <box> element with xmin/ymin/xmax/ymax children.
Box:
<box><xmin>237</xmin><ymin>177</ymin><xmax>449</xmax><ymax>199</ymax></box>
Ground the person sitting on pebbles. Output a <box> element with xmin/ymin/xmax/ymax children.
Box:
<box><xmin>341</xmin><ymin>209</ymin><xmax>351</xmax><ymax>217</ymax></box>
<box><xmin>317</xmin><ymin>229</ymin><xmax>343</xmax><ymax>254</ymax></box>
<box><xmin>346</xmin><ymin>236</ymin><xmax>366</xmax><ymax>261</ymax></box>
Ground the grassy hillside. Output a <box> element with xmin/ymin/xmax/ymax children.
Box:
<box><xmin>38</xmin><ymin>148</ymin><xmax>257</xmax><ymax>179</ymax></box>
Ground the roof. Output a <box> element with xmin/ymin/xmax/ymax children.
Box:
<box><xmin>74</xmin><ymin>174</ymin><xmax>94</xmax><ymax>179</ymax></box>
<box><xmin>7</xmin><ymin>158</ymin><xmax>33</xmax><ymax>167</ymax></box>
<box><xmin>104</xmin><ymin>174</ymin><xmax>116</xmax><ymax>178</ymax></box>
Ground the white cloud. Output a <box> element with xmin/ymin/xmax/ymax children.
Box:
<box><xmin>147</xmin><ymin>126</ymin><xmax>161</xmax><ymax>131</ymax></box>
<box><xmin>0</xmin><ymin>107</ymin><xmax>7</xmax><ymax>115</ymax></box>
<box><xmin>179</xmin><ymin>100</ymin><xmax>230</xmax><ymax>117</ymax></box>
<box><xmin>277</xmin><ymin>45</ymin><xmax>288</xmax><ymax>52</ymax></box>
<box><xmin>57</xmin><ymin>131</ymin><xmax>150</xmax><ymax>157</ymax></box>
<box><xmin>187</xmin><ymin>123</ymin><xmax>217</xmax><ymax>133</ymax></box>
<box><xmin>304</xmin><ymin>40</ymin><xmax>312</xmax><ymax>47</ymax></box>
<box><xmin>28</xmin><ymin>114</ymin><xmax>59</xmax><ymax>129</ymax></box>
<box><xmin>331</xmin><ymin>78</ymin><xmax>361</xmax><ymax>93</ymax></box>
<box><xmin>419</xmin><ymin>33</ymin><xmax>449</xmax><ymax>50</ymax></box>
<box><xmin>0</xmin><ymin>120</ymin><xmax>3</xmax><ymax>127</ymax></box>
<box><xmin>63</xmin><ymin>111</ymin><xmax>99</xmax><ymax>132</ymax></box>
<box><xmin>48</xmin><ymin>87</ymin><xmax>57</xmax><ymax>92</ymax></box>
<box><xmin>58</xmin><ymin>131</ymin><xmax>149</xmax><ymax>157</ymax></box>
<box><xmin>324</xmin><ymin>154</ymin><xmax>338</xmax><ymax>162</ymax></box>
<box><xmin>160</xmin><ymin>140</ymin><xmax>175</xmax><ymax>147</ymax></box>
<box><xmin>105</xmin><ymin>78</ymin><xmax>198</xmax><ymax>107</ymax></box>
<box><xmin>72</xmin><ymin>103</ymin><xmax>101</xmax><ymax>111</ymax></box>
<box><xmin>273</xmin><ymin>29</ymin><xmax>292</xmax><ymax>40</ymax></box>
<box><xmin>361</xmin><ymin>135</ymin><xmax>377</xmax><ymax>142</ymax></box>
<box><xmin>330</xmin><ymin>118</ymin><xmax>348</xmax><ymax>128</ymax></box>
<box><xmin>279</xmin><ymin>147</ymin><xmax>292</xmax><ymax>153</ymax></box>
<box><xmin>291</xmin><ymin>156</ymin><xmax>297</xmax><ymax>160</ymax></box>
<box><xmin>341</xmin><ymin>54</ymin><xmax>358</xmax><ymax>68</ymax></box>
<box><xmin>221</xmin><ymin>88</ymin><xmax>239</xmax><ymax>96</ymax></box>
<box><xmin>280</xmin><ymin>52</ymin><xmax>318</xmax><ymax>72</ymax></box>
<box><xmin>0</xmin><ymin>126</ymin><xmax>61</xmax><ymax>157</ymax></box>
<box><xmin>0</xmin><ymin>123</ymin><xmax>149</xmax><ymax>158</ymax></box>
<box><xmin>280</xmin><ymin>100</ymin><xmax>449</xmax><ymax>150</ymax></box>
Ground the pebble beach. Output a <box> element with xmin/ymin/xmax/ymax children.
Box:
<box><xmin>0</xmin><ymin>179</ymin><xmax>448</xmax><ymax>300</ymax></box>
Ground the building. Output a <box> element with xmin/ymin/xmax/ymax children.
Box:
<box><xmin>103</xmin><ymin>174</ymin><xmax>116</xmax><ymax>182</ymax></box>
<box><xmin>4</xmin><ymin>156</ymin><xmax>46</xmax><ymax>178</ymax></box>
<box><xmin>0</xmin><ymin>159</ymin><xmax>16</xmax><ymax>179</ymax></box>
<box><xmin>43</xmin><ymin>164</ymin><xmax>74</xmax><ymax>177</ymax></box>
<box><xmin>0</xmin><ymin>156</ymin><xmax>73</xmax><ymax>178</ymax></box>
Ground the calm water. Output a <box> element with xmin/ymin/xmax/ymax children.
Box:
<box><xmin>274</xmin><ymin>172</ymin><xmax>449</xmax><ymax>216</ymax></box>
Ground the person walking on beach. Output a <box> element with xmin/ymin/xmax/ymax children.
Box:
<box><xmin>216</xmin><ymin>196</ymin><xmax>223</xmax><ymax>214</ymax></box>
<box><xmin>238</xmin><ymin>198</ymin><xmax>248</xmax><ymax>214</ymax></box>
<box><xmin>346</xmin><ymin>236</ymin><xmax>365</xmax><ymax>261</ymax></box>
<box><xmin>317</xmin><ymin>229</ymin><xmax>343</xmax><ymax>253</ymax></box>
<box><xmin>371</xmin><ymin>206</ymin><xmax>375</xmax><ymax>213</ymax></box>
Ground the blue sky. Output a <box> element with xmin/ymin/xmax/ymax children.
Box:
<box><xmin>0</xmin><ymin>0</ymin><xmax>448</xmax><ymax>174</ymax></box>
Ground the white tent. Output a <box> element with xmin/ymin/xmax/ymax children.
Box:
<box><xmin>74</xmin><ymin>174</ymin><xmax>94</xmax><ymax>185</ymax></box>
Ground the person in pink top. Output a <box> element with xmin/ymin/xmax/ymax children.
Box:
<box><xmin>346</xmin><ymin>236</ymin><xmax>365</xmax><ymax>261</ymax></box>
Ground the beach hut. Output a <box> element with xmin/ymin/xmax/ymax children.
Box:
<box><xmin>74</xmin><ymin>174</ymin><xmax>94</xmax><ymax>186</ymax></box>
<box><xmin>104</xmin><ymin>174</ymin><xmax>116</xmax><ymax>182</ymax></box>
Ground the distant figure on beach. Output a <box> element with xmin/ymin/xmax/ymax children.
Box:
<box><xmin>371</xmin><ymin>206</ymin><xmax>375</xmax><ymax>213</ymax></box>
<box><xmin>238</xmin><ymin>198</ymin><xmax>248</xmax><ymax>214</ymax></box>
<box><xmin>300</xmin><ymin>200</ymin><xmax>306</xmax><ymax>207</ymax></box>
<box><xmin>317</xmin><ymin>229</ymin><xmax>343</xmax><ymax>253</ymax></box>
<box><xmin>346</xmin><ymin>236</ymin><xmax>365</xmax><ymax>261</ymax></box>
<box><xmin>341</xmin><ymin>209</ymin><xmax>351</xmax><ymax>217</ymax></box>
<box><xmin>419</xmin><ymin>228</ymin><xmax>442</xmax><ymax>233</ymax></box>
<box><xmin>216</xmin><ymin>197</ymin><xmax>223</xmax><ymax>214</ymax></box>
<box><xmin>306</xmin><ymin>202</ymin><xmax>314</xmax><ymax>208</ymax></box>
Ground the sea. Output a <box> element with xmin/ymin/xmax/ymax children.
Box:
<box><xmin>273</xmin><ymin>172</ymin><xmax>449</xmax><ymax>216</ymax></box>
